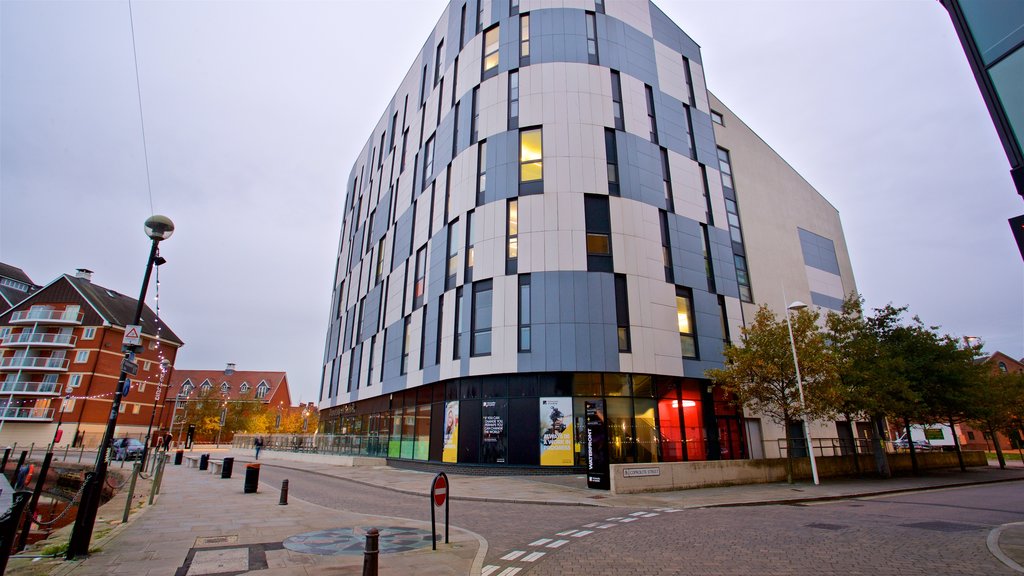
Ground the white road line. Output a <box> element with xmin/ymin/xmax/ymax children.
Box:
<box><xmin>556</xmin><ymin>529</ymin><xmax>578</xmax><ymax>536</ymax></box>
<box><xmin>571</xmin><ymin>530</ymin><xmax>593</xmax><ymax>538</ymax></box>
<box><xmin>620</xmin><ymin>518</ymin><xmax>638</xmax><ymax>523</ymax></box>
<box><xmin>529</xmin><ymin>538</ymin><xmax>552</xmax><ymax>546</ymax></box>
<box><xmin>497</xmin><ymin>568</ymin><xmax>522</xmax><ymax>576</ymax></box>
<box><xmin>482</xmin><ymin>566</ymin><xmax>500</xmax><ymax>576</ymax></box>
<box><xmin>546</xmin><ymin>539</ymin><xmax>569</xmax><ymax>548</ymax></box>
<box><xmin>597</xmin><ymin>523</ymin><xmax>616</xmax><ymax>529</ymax></box>
<box><xmin>606</xmin><ymin>517</ymin><xmax>624</xmax><ymax>521</ymax></box>
<box><xmin>629</xmin><ymin>511</ymin><xmax>647</xmax><ymax>516</ymax></box>
<box><xmin>582</xmin><ymin>522</ymin><xmax>601</xmax><ymax>528</ymax></box>
<box><xmin>643</xmin><ymin>513</ymin><xmax>660</xmax><ymax>517</ymax></box>
<box><xmin>501</xmin><ymin>551</ymin><xmax>526</xmax><ymax>561</ymax></box>
<box><xmin>522</xmin><ymin>552</ymin><xmax>546</xmax><ymax>562</ymax></box>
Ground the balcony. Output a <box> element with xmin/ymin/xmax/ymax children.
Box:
<box><xmin>0</xmin><ymin>332</ymin><xmax>77</xmax><ymax>348</ymax></box>
<box><xmin>10</xmin><ymin>309</ymin><xmax>84</xmax><ymax>325</ymax></box>
<box><xmin>0</xmin><ymin>356</ymin><xmax>69</xmax><ymax>371</ymax></box>
<box><xmin>0</xmin><ymin>380</ymin><xmax>61</xmax><ymax>395</ymax></box>
<box><xmin>0</xmin><ymin>407</ymin><xmax>54</xmax><ymax>421</ymax></box>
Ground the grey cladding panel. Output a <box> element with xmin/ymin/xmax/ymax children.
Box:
<box><xmin>619</xmin><ymin>132</ymin><xmax>664</xmax><ymax>208</ymax></box>
<box><xmin>361</xmin><ymin>285</ymin><xmax>383</xmax><ymax>345</ymax></box>
<box><xmin>485</xmin><ymin>131</ymin><xmax>519</xmax><ymax>204</ymax></box>
<box><xmin>427</xmin><ymin>228</ymin><xmax>447</xmax><ymax>301</ymax></box>
<box><xmin>692</xmin><ymin>109</ymin><xmax>718</xmax><ymax>167</ymax></box>
<box><xmin>381</xmin><ymin>320</ymin><xmax>407</xmax><ymax>391</ymax></box>
<box><xmin>531</xmin><ymin>9</ymin><xmax>588</xmax><ymax>66</ymax></box>
<box><xmin>798</xmin><ymin>228</ymin><xmax>841</xmax><ymax>275</ymax></box>
<box><xmin>371</xmin><ymin>192</ymin><xmax>392</xmax><ymax>246</ymax></box>
<box><xmin>709</xmin><ymin>227</ymin><xmax>739</xmax><ymax>299</ymax></box>
<box><xmin>392</xmin><ymin>210</ymin><xmax>415</xmax><ymax>270</ymax></box>
<box><xmin>653</xmin><ymin>92</ymin><xmax>691</xmax><ymax>159</ymax></box>
<box><xmin>811</xmin><ymin>291</ymin><xmax>844</xmax><ymax>311</ymax></box>
<box><xmin>649</xmin><ymin>3</ymin><xmax>702</xmax><ymax>64</ymax></box>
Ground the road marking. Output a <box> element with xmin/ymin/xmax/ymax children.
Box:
<box><xmin>497</xmin><ymin>568</ymin><xmax>521</xmax><ymax>576</ymax></box>
<box><xmin>629</xmin><ymin>511</ymin><xmax>647</xmax><ymax>516</ymax></box>
<box><xmin>482</xmin><ymin>566</ymin><xmax>500</xmax><ymax>576</ymax></box>
<box><xmin>597</xmin><ymin>523</ymin><xmax>616</xmax><ymax>529</ymax></box>
<box><xmin>522</xmin><ymin>552</ymin><xmax>545</xmax><ymax>562</ymax></box>
<box><xmin>529</xmin><ymin>538</ymin><xmax>552</xmax><ymax>546</ymax></box>
<box><xmin>642</xmin><ymin>512</ymin><xmax>660</xmax><ymax>517</ymax></box>
<box><xmin>556</xmin><ymin>529</ymin><xmax>578</xmax><ymax>536</ymax></box>
<box><xmin>546</xmin><ymin>539</ymin><xmax>569</xmax><ymax>548</ymax></box>
<box><xmin>571</xmin><ymin>530</ymin><xmax>593</xmax><ymax>538</ymax></box>
<box><xmin>620</xmin><ymin>518</ymin><xmax>638</xmax><ymax>523</ymax></box>
<box><xmin>501</xmin><ymin>551</ymin><xmax>526</xmax><ymax>561</ymax></box>
<box><xmin>606</xmin><ymin>517</ymin><xmax>624</xmax><ymax>521</ymax></box>
<box><xmin>583</xmin><ymin>522</ymin><xmax>601</xmax><ymax>528</ymax></box>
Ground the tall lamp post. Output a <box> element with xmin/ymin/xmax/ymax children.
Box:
<box><xmin>784</xmin><ymin>299</ymin><xmax>820</xmax><ymax>486</ymax></box>
<box><xmin>67</xmin><ymin>215</ymin><xmax>174</xmax><ymax>559</ymax></box>
<box><xmin>141</xmin><ymin>358</ymin><xmax>171</xmax><ymax>468</ymax></box>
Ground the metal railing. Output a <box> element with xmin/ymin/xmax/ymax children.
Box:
<box><xmin>0</xmin><ymin>332</ymin><xmax>77</xmax><ymax>347</ymax></box>
<box><xmin>233</xmin><ymin>433</ymin><xmax>391</xmax><ymax>458</ymax></box>
<box><xmin>0</xmin><ymin>356</ymin><xmax>69</xmax><ymax>370</ymax></box>
<box><xmin>9</xmin><ymin>309</ymin><xmax>84</xmax><ymax>324</ymax></box>
<box><xmin>773</xmin><ymin>437</ymin><xmax>875</xmax><ymax>459</ymax></box>
<box><xmin>0</xmin><ymin>380</ymin><xmax>60</xmax><ymax>394</ymax></box>
<box><xmin>0</xmin><ymin>406</ymin><xmax>54</xmax><ymax>420</ymax></box>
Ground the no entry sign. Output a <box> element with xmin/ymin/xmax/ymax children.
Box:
<box><xmin>432</xmin><ymin>474</ymin><xmax>447</xmax><ymax>507</ymax></box>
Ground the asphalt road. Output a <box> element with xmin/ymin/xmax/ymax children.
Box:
<box><xmin>258</xmin><ymin>465</ymin><xmax>1024</xmax><ymax>575</ymax></box>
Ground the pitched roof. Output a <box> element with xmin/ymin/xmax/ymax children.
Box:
<box><xmin>167</xmin><ymin>369</ymin><xmax>289</xmax><ymax>403</ymax></box>
<box><xmin>0</xmin><ymin>263</ymin><xmax>38</xmax><ymax>312</ymax></box>
<box><xmin>0</xmin><ymin>263</ymin><xmax>34</xmax><ymax>285</ymax></box>
<box><xmin>59</xmin><ymin>274</ymin><xmax>184</xmax><ymax>346</ymax></box>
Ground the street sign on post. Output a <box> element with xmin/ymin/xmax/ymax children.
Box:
<box><xmin>121</xmin><ymin>358</ymin><xmax>138</xmax><ymax>376</ymax></box>
<box><xmin>429</xmin><ymin>472</ymin><xmax>449</xmax><ymax>550</ymax></box>
<box><xmin>123</xmin><ymin>325</ymin><xmax>142</xmax><ymax>347</ymax></box>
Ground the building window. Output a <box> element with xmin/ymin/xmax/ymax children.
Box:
<box><xmin>610</xmin><ymin>70</ymin><xmax>624</xmax><ymax>131</ymax></box>
<box><xmin>508</xmin><ymin>70</ymin><xmax>520</xmax><ymax>130</ymax></box>
<box><xmin>718</xmin><ymin>147</ymin><xmax>734</xmax><ymax>189</ymax></box>
<box><xmin>454</xmin><ymin>286</ymin><xmax>464</xmax><ymax>359</ymax></box>
<box><xmin>701</xmin><ymin>224</ymin><xmax>716</xmax><ymax>292</ymax></box>
<box><xmin>434</xmin><ymin>39</ymin><xmax>445</xmax><ymax>86</ymax></box>
<box><xmin>465</xmin><ymin>210</ymin><xmax>476</xmax><ymax>282</ymax></box>
<box><xmin>378</xmin><ymin>133</ymin><xmax>386</xmax><ymax>169</ymax></box>
<box><xmin>477</xmin><ymin>0</ymin><xmax>484</xmax><ymax>34</ymax></box>
<box><xmin>645</xmin><ymin>84</ymin><xmax>658</xmax><ymax>144</ymax></box>
<box><xmin>201</xmin><ymin>380</ymin><xmax>213</xmax><ymax>392</ymax></box>
<box><xmin>413</xmin><ymin>245</ymin><xmax>427</xmax><ymax>310</ymax></box>
<box><xmin>435</xmin><ymin>297</ymin><xmax>444</xmax><ymax>365</ymax></box>
<box><xmin>660</xmin><ymin>210</ymin><xmax>674</xmax><ymax>283</ymax></box>
<box><xmin>506</xmin><ymin>199</ymin><xmax>519</xmax><ymax>274</ymax></box>
<box><xmin>67</xmin><ymin>373</ymin><xmax>81</xmax><ymax>388</ymax></box>
<box><xmin>436</xmin><ymin>78</ymin><xmax>445</xmax><ymax>126</ymax></box>
<box><xmin>711</xmin><ymin>110</ymin><xmax>724</xmax><ymax>125</ymax></box>
<box><xmin>519</xmin><ymin>127</ymin><xmax>543</xmax><ymax>194</ymax></box>
<box><xmin>400</xmin><ymin>129</ymin><xmax>409</xmax><ymax>171</ymax></box>
<box><xmin>725</xmin><ymin>198</ymin><xmax>743</xmax><ymax>244</ymax></box>
<box><xmin>483</xmin><ymin>24</ymin><xmax>500</xmax><ymax>78</ymax></box>
<box><xmin>676</xmin><ymin>287</ymin><xmax>698</xmax><ymax>358</ymax></box>
<box><xmin>419</xmin><ymin>64</ymin><xmax>428</xmax><ymax>108</ymax></box>
<box><xmin>240</xmin><ymin>382</ymin><xmax>250</xmax><ymax>393</ymax></box>
<box><xmin>614</xmin><ymin>274</ymin><xmax>630</xmax><ymax>352</ymax></box>
<box><xmin>734</xmin><ymin>253</ymin><xmax>752</xmax><ymax>302</ymax></box>
<box><xmin>585</xmin><ymin>11</ymin><xmax>599</xmax><ymax>64</ymax></box>
<box><xmin>595</xmin><ymin>0</ymin><xmax>605</xmax><ymax>14</ymax></box>
<box><xmin>471</xmin><ymin>279</ymin><xmax>493</xmax><ymax>356</ymax></box>
<box><xmin>660</xmin><ymin>148</ymin><xmax>674</xmax><ymax>212</ymax></box>
<box><xmin>419</xmin><ymin>304</ymin><xmax>429</xmax><ymax>370</ymax></box>
<box><xmin>221</xmin><ymin>382</ymin><xmax>230</xmax><ymax>393</ymax></box>
<box><xmin>446</xmin><ymin>219</ymin><xmax>460</xmax><ymax>290</ymax></box>
<box><xmin>459</xmin><ymin>4</ymin><xmax>467</xmax><ymax>49</ymax></box>
<box><xmin>453</xmin><ymin>101</ymin><xmax>461</xmax><ymax>155</ymax></box>
<box><xmin>718</xmin><ymin>295</ymin><xmax>731</xmax><ymax>344</ymax></box>
<box><xmin>510</xmin><ymin>0</ymin><xmax>519</xmax><ymax>16</ymax></box>
<box><xmin>376</xmin><ymin>238</ymin><xmax>386</xmax><ymax>284</ymax></box>
<box><xmin>62</xmin><ymin>398</ymin><xmax>76</xmax><ymax>412</ymax></box>
<box><xmin>999</xmin><ymin>361</ymin><xmax>1008</xmax><ymax>373</ymax></box>
<box><xmin>520</xmin><ymin>14</ymin><xmax>530</xmax><ymax>63</ymax></box>
<box><xmin>518</xmin><ymin>274</ymin><xmax>531</xmax><ymax>352</ymax></box>
<box><xmin>367</xmin><ymin>335</ymin><xmax>376</xmax><ymax>385</ymax></box>
<box><xmin>401</xmin><ymin>316</ymin><xmax>411</xmax><ymax>374</ymax></box>
<box><xmin>476</xmin><ymin>140</ymin><xmax>488</xmax><ymax>205</ymax></box>
<box><xmin>423</xmin><ymin>135</ymin><xmax>435</xmax><ymax>184</ymax></box>
<box><xmin>682</xmin><ymin>103</ymin><xmax>695</xmax><ymax>159</ymax></box>
<box><xmin>585</xmin><ymin>194</ymin><xmax>613</xmax><ymax>272</ymax></box>
<box><xmin>82</xmin><ymin>327</ymin><xmax>96</xmax><ymax>340</ymax></box>
<box><xmin>75</xmin><ymin>350</ymin><xmax>88</xmax><ymax>364</ymax></box>
<box><xmin>471</xmin><ymin>87</ymin><xmax>480</xmax><ymax>144</ymax></box>
<box><xmin>605</xmin><ymin>128</ymin><xmax>619</xmax><ymax>196</ymax></box>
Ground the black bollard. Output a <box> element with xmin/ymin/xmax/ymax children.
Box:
<box><xmin>11</xmin><ymin>451</ymin><xmax>27</xmax><ymax>485</ymax></box>
<box><xmin>198</xmin><ymin>453</ymin><xmax>209</xmax><ymax>471</ymax></box>
<box><xmin>16</xmin><ymin>452</ymin><xmax>53</xmax><ymax>551</ymax></box>
<box><xmin>279</xmin><ymin>479</ymin><xmax>288</xmax><ymax>505</ymax></box>
<box><xmin>362</xmin><ymin>528</ymin><xmax>379</xmax><ymax>576</ymax></box>
<box><xmin>0</xmin><ymin>491</ymin><xmax>31</xmax><ymax>574</ymax></box>
<box><xmin>0</xmin><ymin>448</ymin><xmax>10</xmax><ymax>476</ymax></box>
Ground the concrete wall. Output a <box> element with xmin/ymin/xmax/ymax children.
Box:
<box><xmin>609</xmin><ymin>451</ymin><xmax>989</xmax><ymax>494</ymax></box>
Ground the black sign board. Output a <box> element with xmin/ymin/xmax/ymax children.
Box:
<box><xmin>120</xmin><ymin>358</ymin><xmax>139</xmax><ymax>376</ymax></box>
<box><xmin>585</xmin><ymin>399</ymin><xmax>610</xmax><ymax>490</ymax></box>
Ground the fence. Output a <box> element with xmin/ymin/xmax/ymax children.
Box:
<box><xmin>233</xmin><ymin>433</ymin><xmax>389</xmax><ymax>458</ymax></box>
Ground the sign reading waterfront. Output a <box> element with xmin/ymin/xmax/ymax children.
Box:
<box><xmin>585</xmin><ymin>399</ymin><xmax>610</xmax><ymax>490</ymax></box>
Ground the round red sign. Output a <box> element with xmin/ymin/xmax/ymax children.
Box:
<box><xmin>432</xmin><ymin>475</ymin><xmax>447</xmax><ymax>507</ymax></box>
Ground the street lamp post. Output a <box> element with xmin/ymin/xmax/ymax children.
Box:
<box><xmin>67</xmin><ymin>215</ymin><xmax>174</xmax><ymax>559</ymax></box>
<box><xmin>141</xmin><ymin>359</ymin><xmax>171</xmax><ymax>468</ymax></box>
<box><xmin>784</xmin><ymin>299</ymin><xmax>820</xmax><ymax>486</ymax></box>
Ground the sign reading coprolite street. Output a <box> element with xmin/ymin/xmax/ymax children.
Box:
<box><xmin>430</xmin><ymin>472</ymin><xmax>449</xmax><ymax>550</ymax></box>
<box><xmin>623</xmin><ymin>467</ymin><xmax>661</xmax><ymax>478</ymax></box>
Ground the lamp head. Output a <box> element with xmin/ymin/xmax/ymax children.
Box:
<box><xmin>787</xmin><ymin>301</ymin><xmax>808</xmax><ymax>311</ymax></box>
<box><xmin>144</xmin><ymin>215</ymin><xmax>175</xmax><ymax>241</ymax></box>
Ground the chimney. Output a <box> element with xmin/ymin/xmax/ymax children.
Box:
<box><xmin>225</xmin><ymin>363</ymin><xmax>236</xmax><ymax>375</ymax></box>
<box><xmin>75</xmin><ymin>269</ymin><xmax>93</xmax><ymax>281</ymax></box>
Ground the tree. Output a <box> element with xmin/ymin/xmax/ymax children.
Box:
<box><xmin>708</xmin><ymin>305</ymin><xmax>836</xmax><ymax>483</ymax></box>
<box><xmin>967</xmin><ymin>369</ymin><xmax>1024</xmax><ymax>469</ymax></box>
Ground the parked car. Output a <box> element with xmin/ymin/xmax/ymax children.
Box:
<box><xmin>893</xmin><ymin>437</ymin><xmax>932</xmax><ymax>451</ymax></box>
<box><xmin>111</xmin><ymin>438</ymin><xmax>145</xmax><ymax>461</ymax></box>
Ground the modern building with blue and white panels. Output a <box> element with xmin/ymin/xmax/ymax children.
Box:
<box><xmin>319</xmin><ymin>0</ymin><xmax>857</xmax><ymax>468</ymax></box>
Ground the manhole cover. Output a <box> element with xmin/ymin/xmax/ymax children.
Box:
<box><xmin>806</xmin><ymin>523</ymin><xmax>847</xmax><ymax>531</ymax></box>
<box><xmin>283</xmin><ymin>527</ymin><xmax>435</xmax><ymax>556</ymax></box>
<box><xmin>195</xmin><ymin>535</ymin><xmax>238</xmax><ymax>546</ymax></box>
<box><xmin>900</xmin><ymin>521</ymin><xmax>978</xmax><ymax>533</ymax></box>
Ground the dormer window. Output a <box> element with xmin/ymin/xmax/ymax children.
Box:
<box><xmin>181</xmin><ymin>379</ymin><xmax>194</xmax><ymax>397</ymax></box>
<box><xmin>240</xmin><ymin>382</ymin><xmax>250</xmax><ymax>393</ymax></box>
<box><xmin>201</xmin><ymin>379</ymin><xmax>213</xmax><ymax>392</ymax></box>
<box><xmin>221</xmin><ymin>382</ymin><xmax>230</xmax><ymax>393</ymax></box>
<box><xmin>256</xmin><ymin>381</ymin><xmax>270</xmax><ymax>399</ymax></box>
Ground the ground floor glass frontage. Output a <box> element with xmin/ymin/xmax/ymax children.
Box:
<box><xmin>319</xmin><ymin>372</ymin><xmax>748</xmax><ymax>467</ymax></box>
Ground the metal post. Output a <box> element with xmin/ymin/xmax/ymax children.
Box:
<box><xmin>64</xmin><ymin>444</ymin><xmax>70</xmax><ymax>462</ymax></box>
<box><xmin>279</xmin><ymin>479</ymin><xmax>288</xmax><ymax>505</ymax></box>
<box><xmin>66</xmin><ymin>472</ymin><xmax>97</xmax><ymax>559</ymax></box>
<box><xmin>362</xmin><ymin>528</ymin><xmax>379</xmax><ymax>576</ymax></box>
<box><xmin>782</xmin><ymin>288</ymin><xmax>820</xmax><ymax>486</ymax></box>
<box><xmin>0</xmin><ymin>491</ymin><xmax>31</xmax><ymax>573</ymax></box>
<box><xmin>78</xmin><ymin>445</ymin><xmax>84</xmax><ymax>464</ymax></box>
<box><xmin>122</xmin><ymin>462</ymin><xmax>140</xmax><ymax>523</ymax></box>
<box><xmin>0</xmin><ymin>448</ymin><xmax>10</xmax><ymax>475</ymax></box>
<box><xmin>12</xmin><ymin>451</ymin><xmax>26</xmax><ymax>485</ymax></box>
<box><xmin>16</xmin><ymin>451</ymin><xmax>53</xmax><ymax>551</ymax></box>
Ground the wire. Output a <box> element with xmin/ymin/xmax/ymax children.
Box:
<box><xmin>128</xmin><ymin>0</ymin><xmax>155</xmax><ymax>215</ymax></box>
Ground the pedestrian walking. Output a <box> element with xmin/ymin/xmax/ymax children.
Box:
<box><xmin>254</xmin><ymin>436</ymin><xmax>263</xmax><ymax>460</ymax></box>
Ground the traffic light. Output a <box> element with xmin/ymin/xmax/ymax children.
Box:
<box><xmin>1011</xmin><ymin>214</ymin><xmax>1024</xmax><ymax>260</ymax></box>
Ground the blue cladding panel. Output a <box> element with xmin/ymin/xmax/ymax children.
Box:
<box><xmin>348</xmin><ymin>226</ymin><xmax>364</xmax><ymax>272</ymax></box>
<box><xmin>811</xmin><ymin>291</ymin><xmax>844</xmax><ymax>311</ymax></box>
<box><xmin>392</xmin><ymin>210</ymin><xmax>414</xmax><ymax>270</ymax></box>
<box><xmin>654</xmin><ymin>92</ymin><xmax>691</xmax><ymax>159</ymax></box>
<box><xmin>423</xmin><ymin>303</ymin><xmax>440</xmax><ymax>371</ymax></box>
<box><xmin>531</xmin><ymin>9</ymin><xmax>588</xmax><ymax>66</ymax></box>
<box><xmin>691</xmin><ymin>109</ymin><xmax>718</xmax><ymax>167</ymax></box>
<box><xmin>622</xmin><ymin>24</ymin><xmax>658</xmax><ymax>87</ymax></box>
<box><xmin>371</xmin><ymin>192</ymin><xmax>392</xmax><ymax>246</ymax></box>
<box><xmin>649</xmin><ymin>3</ymin><xmax>702</xmax><ymax>64</ymax></box>
<box><xmin>361</xmin><ymin>285</ymin><xmax>383</xmax><ymax>344</ymax></box>
<box><xmin>484</xmin><ymin>131</ymin><xmax>519</xmax><ymax>203</ymax></box>
<box><xmin>382</xmin><ymin>321</ymin><xmax>408</xmax><ymax>393</ymax></box>
<box><xmin>798</xmin><ymin>228</ymin><xmax>841</xmax><ymax>275</ymax></box>
<box><xmin>526</xmin><ymin>271</ymin><xmax>619</xmax><ymax>373</ymax></box>
<box><xmin>618</xmin><ymin>132</ymin><xmax>663</xmax><ymax>208</ymax></box>
<box><xmin>427</xmin><ymin>229</ymin><xmax>447</xmax><ymax>301</ymax></box>
<box><xmin>709</xmin><ymin>226</ymin><xmax>739</xmax><ymax>299</ymax></box>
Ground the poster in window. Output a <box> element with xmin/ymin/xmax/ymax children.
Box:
<box><xmin>539</xmin><ymin>397</ymin><xmax>574</xmax><ymax>466</ymax></box>
<box><xmin>442</xmin><ymin>401</ymin><xmax>459</xmax><ymax>463</ymax></box>
<box><xmin>481</xmin><ymin>400</ymin><xmax>507</xmax><ymax>463</ymax></box>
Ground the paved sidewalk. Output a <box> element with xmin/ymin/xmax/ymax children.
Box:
<box><xmin>8</xmin><ymin>449</ymin><xmax>1024</xmax><ymax>575</ymax></box>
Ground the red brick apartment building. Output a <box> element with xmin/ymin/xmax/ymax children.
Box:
<box><xmin>958</xmin><ymin>351</ymin><xmax>1024</xmax><ymax>452</ymax></box>
<box><xmin>0</xmin><ymin>268</ymin><xmax>183</xmax><ymax>448</ymax></box>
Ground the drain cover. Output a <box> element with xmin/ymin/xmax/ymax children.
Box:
<box><xmin>806</xmin><ymin>523</ymin><xmax>847</xmax><ymax>531</ymax></box>
<box><xmin>283</xmin><ymin>526</ymin><xmax>435</xmax><ymax>556</ymax></box>
<box><xmin>195</xmin><ymin>535</ymin><xmax>238</xmax><ymax>546</ymax></box>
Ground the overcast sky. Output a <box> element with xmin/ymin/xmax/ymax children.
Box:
<box><xmin>2</xmin><ymin>0</ymin><xmax>1021</xmax><ymax>405</ymax></box>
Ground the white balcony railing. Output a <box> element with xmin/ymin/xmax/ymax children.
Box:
<box><xmin>0</xmin><ymin>356</ymin><xmax>70</xmax><ymax>371</ymax></box>
<box><xmin>0</xmin><ymin>332</ymin><xmax>77</xmax><ymax>348</ymax></box>
<box><xmin>10</xmin><ymin>309</ymin><xmax>84</xmax><ymax>325</ymax></box>
<box><xmin>0</xmin><ymin>407</ymin><xmax>54</xmax><ymax>421</ymax></box>
<box><xmin>0</xmin><ymin>380</ymin><xmax>61</xmax><ymax>394</ymax></box>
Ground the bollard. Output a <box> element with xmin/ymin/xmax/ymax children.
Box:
<box><xmin>0</xmin><ymin>491</ymin><xmax>32</xmax><ymax>573</ymax></box>
<box><xmin>16</xmin><ymin>452</ymin><xmax>53</xmax><ymax>551</ymax></box>
<box><xmin>12</xmin><ymin>451</ymin><xmax>27</xmax><ymax>486</ymax></box>
<box><xmin>362</xmin><ymin>528</ymin><xmax>379</xmax><ymax>576</ymax></box>
<box><xmin>199</xmin><ymin>453</ymin><xmax>209</xmax><ymax>471</ymax></box>
<box><xmin>221</xmin><ymin>457</ymin><xmax>234</xmax><ymax>479</ymax></box>
<box><xmin>150</xmin><ymin>454</ymin><xmax>166</xmax><ymax>504</ymax></box>
<box><xmin>174</xmin><ymin>449</ymin><xmax>184</xmax><ymax>466</ymax></box>
<box><xmin>279</xmin><ymin>479</ymin><xmax>289</xmax><ymax>505</ymax></box>
<box><xmin>122</xmin><ymin>462</ymin><xmax>141</xmax><ymax>523</ymax></box>
<box><xmin>243</xmin><ymin>463</ymin><xmax>260</xmax><ymax>494</ymax></box>
<box><xmin>0</xmin><ymin>448</ymin><xmax>10</xmax><ymax>476</ymax></box>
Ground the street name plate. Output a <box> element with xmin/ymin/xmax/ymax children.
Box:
<box><xmin>121</xmin><ymin>358</ymin><xmax>139</xmax><ymax>375</ymax></box>
<box><xmin>622</xmin><ymin>467</ymin><xmax>661</xmax><ymax>478</ymax></box>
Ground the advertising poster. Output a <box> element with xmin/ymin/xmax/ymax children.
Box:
<box><xmin>585</xmin><ymin>399</ymin><xmax>610</xmax><ymax>490</ymax></box>
<box><xmin>442</xmin><ymin>401</ymin><xmax>459</xmax><ymax>463</ymax></box>
<box><xmin>539</xmin><ymin>398</ymin><xmax>574</xmax><ymax>466</ymax></box>
<box><xmin>481</xmin><ymin>400</ymin><xmax>507</xmax><ymax>464</ymax></box>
